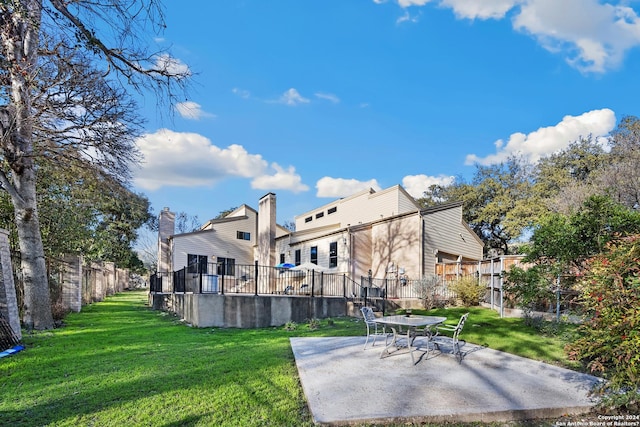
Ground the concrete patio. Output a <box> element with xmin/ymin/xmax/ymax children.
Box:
<box><xmin>290</xmin><ymin>336</ymin><xmax>603</xmax><ymax>425</ymax></box>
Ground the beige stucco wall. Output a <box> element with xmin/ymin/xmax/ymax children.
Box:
<box><xmin>370</xmin><ymin>214</ymin><xmax>421</xmax><ymax>279</ymax></box>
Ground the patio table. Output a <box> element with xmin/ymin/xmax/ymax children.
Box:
<box><xmin>374</xmin><ymin>315</ymin><xmax>446</xmax><ymax>365</ymax></box>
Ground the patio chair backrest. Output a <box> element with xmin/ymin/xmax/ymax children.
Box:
<box><xmin>360</xmin><ymin>306</ymin><xmax>376</xmax><ymax>324</ymax></box>
<box><xmin>453</xmin><ymin>313</ymin><xmax>469</xmax><ymax>339</ymax></box>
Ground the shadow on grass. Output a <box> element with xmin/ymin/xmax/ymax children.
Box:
<box><xmin>0</xmin><ymin>292</ymin><xmax>318</xmax><ymax>426</ymax></box>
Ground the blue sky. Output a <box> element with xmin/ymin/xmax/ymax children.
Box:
<box><xmin>131</xmin><ymin>0</ymin><xmax>640</xmax><ymax>226</ymax></box>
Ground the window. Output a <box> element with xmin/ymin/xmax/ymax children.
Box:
<box><xmin>187</xmin><ymin>254</ymin><xmax>208</xmax><ymax>274</ymax></box>
<box><xmin>305</xmin><ymin>216</ymin><xmax>312</xmax><ymax>223</ymax></box>
<box><xmin>329</xmin><ymin>242</ymin><xmax>338</xmax><ymax>268</ymax></box>
<box><xmin>310</xmin><ymin>246</ymin><xmax>318</xmax><ymax>265</ymax></box>
<box><xmin>236</xmin><ymin>231</ymin><xmax>251</xmax><ymax>240</ymax></box>
<box><xmin>217</xmin><ymin>257</ymin><xmax>235</xmax><ymax>276</ymax></box>
<box><xmin>295</xmin><ymin>249</ymin><xmax>301</xmax><ymax>265</ymax></box>
<box><xmin>328</xmin><ymin>206</ymin><xmax>337</xmax><ymax>214</ymax></box>
<box><xmin>315</xmin><ymin>212</ymin><xmax>324</xmax><ymax>219</ymax></box>
<box><xmin>280</xmin><ymin>253</ymin><xmax>285</xmax><ymax>264</ymax></box>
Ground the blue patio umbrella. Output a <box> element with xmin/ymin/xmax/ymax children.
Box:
<box><xmin>275</xmin><ymin>262</ymin><xmax>295</xmax><ymax>269</ymax></box>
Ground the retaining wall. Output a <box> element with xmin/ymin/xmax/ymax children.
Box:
<box><xmin>149</xmin><ymin>293</ymin><xmax>348</xmax><ymax>328</ymax></box>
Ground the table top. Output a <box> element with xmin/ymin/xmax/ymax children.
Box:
<box><xmin>374</xmin><ymin>315</ymin><xmax>447</xmax><ymax>327</ymax></box>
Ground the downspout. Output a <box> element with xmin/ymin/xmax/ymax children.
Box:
<box><xmin>347</xmin><ymin>224</ymin><xmax>353</xmax><ymax>279</ymax></box>
<box><xmin>419</xmin><ymin>213</ymin><xmax>424</xmax><ymax>279</ymax></box>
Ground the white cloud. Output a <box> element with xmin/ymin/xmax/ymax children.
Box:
<box><xmin>441</xmin><ymin>0</ymin><xmax>517</xmax><ymax>19</ymax></box>
<box><xmin>251</xmin><ymin>164</ymin><xmax>309</xmax><ymax>193</ymax></box>
<box><xmin>153</xmin><ymin>54</ymin><xmax>191</xmax><ymax>78</ymax></box>
<box><xmin>175</xmin><ymin>101</ymin><xmax>216</xmax><ymax>120</ymax></box>
<box><xmin>276</xmin><ymin>88</ymin><xmax>310</xmax><ymax>106</ymax></box>
<box><xmin>398</xmin><ymin>0</ymin><xmax>432</xmax><ymax>7</ymax></box>
<box><xmin>232</xmin><ymin>87</ymin><xmax>251</xmax><ymax>99</ymax></box>
<box><xmin>402</xmin><ymin>174</ymin><xmax>455</xmax><ymax>198</ymax></box>
<box><xmin>465</xmin><ymin>108</ymin><xmax>616</xmax><ymax>166</ymax></box>
<box><xmin>316</xmin><ymin>177</ymin><xmax>382</xmax><ymax>198</ymax></box>
<box><xmin>133</xmin><ymin>129</ymin><xmax>308</xmax><ymax>194</ymax></box>
<box><xmin>397</xmin><ymin>10</ymin><xmax>420</xmax><ymax>24</ymax></box>
<box><xmin>376</xmin><ymin>0</ymin><xmax>640</xmax><ymax>73</ymax></box>
<box><xmin>315</xmin><ymin>92</ymin><xmax>340</xmax><ymax>103</ymax></box>
<box><xmin>513</xmin><ymin>0</ymin><xmax>640</xmax><ymax>73</ymax></box>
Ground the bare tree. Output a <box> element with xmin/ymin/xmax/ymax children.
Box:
<box><xmin>599</xmin><ymin>116</ymin><xmax>640</xmax><ymax>209</ymax></box>
<box><xmin>0</xmin><ymin>0</ymin><xmax>189</xmax><ymax>329</ymax></box>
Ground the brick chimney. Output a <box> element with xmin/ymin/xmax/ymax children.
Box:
<box><xmin>258</xmin><ymin>193</ymin><xmax>276</xmax><ymax>269</ymax></box>
<box><xmin>157</xmin><ymin>207</ymin><xmax>175</xmax><ymax>275</ymax></box>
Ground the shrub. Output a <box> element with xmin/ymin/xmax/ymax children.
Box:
<box><xmin>449</xmin><ymin>276</ymin><xmax>484</xmax><ymax>306</ymax></box>
<box><xmin>307</xmin><ymin>318</ymin><xmax>320</xmax><ymax>330</ymax></box>
<box><xmin>413</xmin><ymin>275</ymin><xmax>441</xmax><ymax>309</ymax></box>
<box><xmin>566</xmin><ymin>235</ymin><xmax>640</xmax><ymax>394</ymax></box>
<box><xmin>503</xmin><ymin>265</ymin><xmax>555</xmax><ymax>319</ymax></box>
<box><xmin>283</xmin><ymin>321</ymin><xmax>297</xmax><ymax>331</ymax></box>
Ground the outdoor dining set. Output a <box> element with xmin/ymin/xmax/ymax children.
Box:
<box><xmin>360</xmin><ymin>306</ymin><xmax>469</xmax><ymax>365</ymax></box>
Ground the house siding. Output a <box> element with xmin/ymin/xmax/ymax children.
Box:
<box><xmin>295</xmin><ymin>185</ymin><xmax>419</xmax><ymax>232</ymax></box>
<box><xmin>350</xmin><ymin>226</ymin><xmax>372</xmax><ymax>280</ymax></box>
<box><xmin>277</xmin><ymin>232</ymin><xmax>348</xmax><ymax>272</ymax></box>
<box><xmin>421</xmin><ymin>204</ymin><xmax>483</xmax><ymax>276</ymax></box>
<box><xmin>172</xmin><ymin>212</ymin><xmax>257</xmax><ymax>271</ymax></box>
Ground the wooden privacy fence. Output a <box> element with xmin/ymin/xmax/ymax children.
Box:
<box><xmin>436</xmin><ymin>256</ymin><xmax>526</xmax><ymax>284</ymax></box>
<box><xmin>436</xmin><ymin>256</ymin><xmax>527</xmax><ymax>317</ymax></box>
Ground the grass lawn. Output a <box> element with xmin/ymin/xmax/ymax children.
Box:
<box><xmin>0</xmin><ymin>291</ymin><xmax>580</xmax><ymax>426</ymax></box>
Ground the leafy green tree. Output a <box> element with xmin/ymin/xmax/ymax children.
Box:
<box><xmin>86</xmin><ymin>184</ymin><xmax>151</xmax><ymax>270</ymax></box>
<box><xmin>534</xmin><ymin>136</ymin><xmax>607</xmax><ymax>214</ymax></box>
<box><xmin>418</xmin><ymin>156</ymin><xmax>536</xmax><ymax>255</ymax></box>
<box><xmin>0</xmin><ymin>0</ymin><xmax>188</xmax><ymax>329</ymax></box>
<box><xmin>505</xmin><ymin>196</ymin><xmax>640</xmax><ymax>321</ymax></box>
<box><xmin>567</xmin><ymin>235</ymin><xmax>640</xmax><ymax>395</ymax></box>
<box><xmin>527</xmin><ymin>195</ymin><xmax>640</xmax><ymax>272</ymax></box>
<box><xmin>1</xmin><ymin>161</ymin><xmax>152</xmax><ymax>270</ymax></box>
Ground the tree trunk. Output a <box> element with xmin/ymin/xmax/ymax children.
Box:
<box><xmin>14</xmin><ymin>176</ymin><xmax>54</xmax><ymax>330</ymax></box>
<box><xmin>1</xmin><ymin>0</ymin><xmax>54</xmax><ymax>329</ymax></box>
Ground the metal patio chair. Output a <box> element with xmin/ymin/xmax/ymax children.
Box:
<box><xmin>432</xmin><ymin>312</ymin><xmax>469</xmax><ymax>361</ymax></box>
<box><xmin>360</xmin><ymin>306</ymin><xmax>386</xmax><ymax>350</ymax></box>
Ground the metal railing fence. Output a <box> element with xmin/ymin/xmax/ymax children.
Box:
<box><xmin>157</xmin><ymin>262</ymin><xmax>358</xmax><ymax>297</ymax></box>
<box><xmin>151</xmin><ymin>262</ymin><xmax>462</xmax><ymax>302</ymax></box>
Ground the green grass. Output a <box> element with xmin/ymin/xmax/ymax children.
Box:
<box><xmin>0</xmin><ymin>292</ymin><xmax>579</xmax><ymax>426</ymax></box>
<box><xmin>399</xmin><ymin>306</ymin><xmax>579</xmax><ymax>367</ymax></box>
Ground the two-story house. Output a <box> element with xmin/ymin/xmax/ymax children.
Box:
<box><xmin>158</xmin><ymin>185</ymin><xmax>483</xmax><ymax>286</ymax></box>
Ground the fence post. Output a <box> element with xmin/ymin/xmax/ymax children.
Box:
<box><xmin>342</xmin><ymin>274</ymin><xmax>346</xmax><ymax>298</ymax></box>
<box><xmin>499</xmin><ymin>257</ymin><xmax>505</xmax><ymax>318</ymax></box>
<box><xmin>311</xmin><ymin>271</ymin><xmax>315</xmax><ymax>297</ymax></box>
<box><xmin>556</xmin><ymin>275</ymin><xmax>561</xmax><ymax>322</ymax></box>
<box><xmin>364</xmin><ymin>285</ymin><xmax>368</xmax><ymax>308</ymax></box>
<box><xmin>254</xmin><ymin>261</ymin><xmax>259</xmax><ymax>296</ymax></box>
<box><xmin>382</xmin><ymin>278</ymin><xmax>387</xmax><ymax>316</ymax></box>
<box><xmin>490</xmin><ymin>258</ymin><xmax>494</xmax><ymax>310</ymax></box>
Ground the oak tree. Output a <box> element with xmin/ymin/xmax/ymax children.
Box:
<box><xmin>0</xmin><ymin>0</ymin><xmax>188</xmax><ymax>329</ymax></box>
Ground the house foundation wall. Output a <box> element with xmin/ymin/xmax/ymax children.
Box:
<box><xmin>149</xmin><ymin>293</ymin><xmax>348</xmax><ymax>328</ymax></box>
